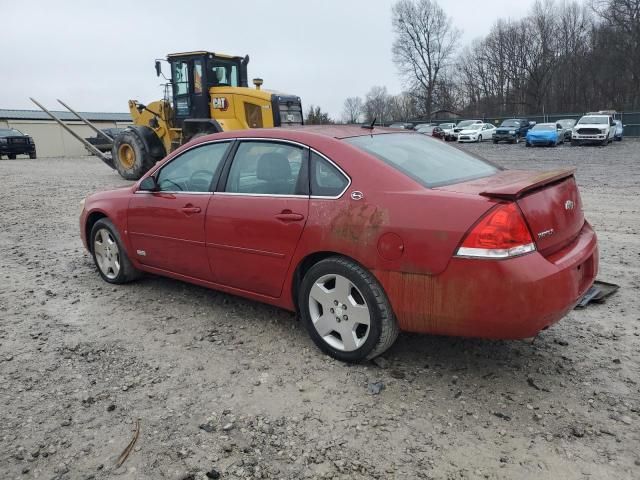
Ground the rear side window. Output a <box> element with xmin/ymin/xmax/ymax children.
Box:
<box><xmin>345</xmin><ymin>133</ymin><xmax>498</xmax><ymax>188</ymax></box>
<box><xmin>310</xmin><ymin>152</ymin><xmax>349</xmax><ymax>197</ymax></box>
<box><xmin>225</xmin><ymin>141</ymin><xmax>308</xmax><ymax>195</ymax></box>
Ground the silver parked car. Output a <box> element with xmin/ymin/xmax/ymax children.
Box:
<box><xmin>556</xmin><ymin>119</ymin><xmax>576</xmax><ymax>142</ymax></box>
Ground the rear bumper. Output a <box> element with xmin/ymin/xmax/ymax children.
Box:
<box><xmin>375</xmin><ymin>222</ymin><xmax>598</xmax><ymax>339</ymax></box>
<box><xmin>0</xmin><ymin>144</ymin><xmax>36</xmax><ymax>155</ymax></box>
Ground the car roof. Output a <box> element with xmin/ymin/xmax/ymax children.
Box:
<box><xmin>252</xmin><ymin>124</ymin><xmax>407</xmax><ymax>140</ymax></box>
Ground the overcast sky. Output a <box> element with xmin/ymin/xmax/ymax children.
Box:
<box><xmin>0</xmin><ymin>0</ymin><xmax>579</xmax><ymax>119</ymax></box>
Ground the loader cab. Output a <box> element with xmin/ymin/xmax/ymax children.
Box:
<box><xmin>166</xmin><ymin>51</ymin><xmax>249</xmax><ymax>128</ymax></box>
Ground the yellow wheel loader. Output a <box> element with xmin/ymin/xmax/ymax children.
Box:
<box><xmin>110</xmin><ymin>51</ymin><xmax>303</xmax><ymax>179</ymax></box>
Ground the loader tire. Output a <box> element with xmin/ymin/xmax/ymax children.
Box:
<box><xmin>112</xmin><ymin>130</ymin><xmax>156</xmax><ymax>180</ymax></box>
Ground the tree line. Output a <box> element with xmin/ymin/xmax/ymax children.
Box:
<box><xmin>306</xmin><ymin>0</ymin><xmax>640</xmax><ymax>124</ymax></box>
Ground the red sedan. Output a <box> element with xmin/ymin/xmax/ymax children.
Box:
<box><xmin>80</xmin><ymin>126</ymin><xmax>598</xmax><ymax>362</ymax></box>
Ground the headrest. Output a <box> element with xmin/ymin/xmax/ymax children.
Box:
<box><xmin>256</xmin><ymin>152</ymin><xmax>291</xmax><ymax>181</ymax></box>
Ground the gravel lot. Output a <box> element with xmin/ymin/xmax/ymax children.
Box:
<box><xmin>1</xmin><ymin>139</ymin><xmax>639</xmax><ymax>480</ymax></box>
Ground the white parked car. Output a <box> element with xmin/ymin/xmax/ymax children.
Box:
<box><xmin>571</xmin><ymin>114</ymin><xmax>616</xmax><ymax>146</ymax></box>
<box><xmin>457</xmin><ymin>123</ymin><xmax>496</xmax><ymax>143</ymax></box>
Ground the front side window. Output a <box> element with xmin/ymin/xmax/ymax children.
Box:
<box><xmin>345</xmin><ymin>133</ymin><xmax>498</xmax><ymax>188</ymax></box>
<box><xmin>225</xmin><ymin>141</ymin><xmax>307</xmax><ymax>195</ymax></box>
<box><xmin>194</xmin><ymin>59</ymin><xmax>203</xmax><ymax>94</ymax></box>
<box><xmin>310</xmin><ymin>152</ymin><xmax>349</xmax><ymax>197</ymax></box>
<box><xmin>157</xmin><ymin>142</ymin><xmax>230</xmax><ymax>192</ymax></box>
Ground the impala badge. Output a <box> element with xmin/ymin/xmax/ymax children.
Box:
<box><xmin>537</xmin><ymin>229</ymin><xmax>555</xmax><ymax>239</ymax></box>
<box><xmin>565</xmin><ymin>200</ymin><xmax>575</xmax><ymax>210</ymax></box>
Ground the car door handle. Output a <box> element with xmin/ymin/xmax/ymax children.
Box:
<box><xmin>181</xmin><ymin>205</ymin><xmax>201</xmax><ymax>214</ymax></box>
<box><xmin>275</xmin><ymin>211</ymin><xmax>304</xmax><ymax>222</ymax></box>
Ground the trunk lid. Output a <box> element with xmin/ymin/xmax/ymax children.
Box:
<box><xmin>436</xmin><ymin>168</ymin><xmax>584</xmax><ymax>256</ymax></box>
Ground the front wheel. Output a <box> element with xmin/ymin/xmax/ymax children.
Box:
<box><xmin>112</xmin><ymin>130</ymin><xmax>156</xmax><ymax>180</ymax></box>
<box><xmin>299</xmin><ymin>257</ymin><xmax>399</xmax><ymax>362</ymax></box>
<box><xmin>90</xmin><ymin>218</ymin><xmax>141</xmax><ymax>284</ymax></box>
<box><xmin>477</xmin><ymin>135</ymin><xmax>482</xmax><ymax>143</ymax></box>
<box><xmin>526</xmin><ymin>142</ymin><xmax>531</xmax><ymax>148</ymax></box>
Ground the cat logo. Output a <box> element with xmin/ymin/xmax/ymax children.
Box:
<box><xmin>212</xmin><ymin>97</ymin><xmax>229</xmax><ymax>111</ymax></box>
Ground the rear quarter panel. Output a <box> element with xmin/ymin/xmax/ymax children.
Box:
<box><xmin>282</xmin><ymin>138</ymin><xmax>497</xmax><ymax>308</ymax></box>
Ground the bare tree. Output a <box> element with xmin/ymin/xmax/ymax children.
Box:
<box><xmin>363</xmin><ymin>86</ymin><xmax>393</xmax><ymax>124</ymax></box>
<box><xmin>341</xmin><ymin>97</ymin><xmax>364</xmax><ymax>123</ymax></box>
<box><xmin>392</xmin><ymin>0</ymin><xmax>461</xmax><ymax>118</ymax></box>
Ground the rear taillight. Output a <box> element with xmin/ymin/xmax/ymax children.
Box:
<box><xmin>455</xmin><ymin>202</ymin><xmax>536</xmax><ymax>259</ymax></box>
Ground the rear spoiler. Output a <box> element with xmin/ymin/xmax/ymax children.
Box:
<box><xmin>479</xmin><ymin>168</ymin><xmax>576</xmax><ymax>200</ymax></box>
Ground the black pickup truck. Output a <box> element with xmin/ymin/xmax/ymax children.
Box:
<box><xmin>0</xmin><ymin>128</ymin><xmax>36</xmax><ymax>159</ymax></box>
<box><xmin>493</xmin><ymin>118</ymin><xmax>531</xmax><ymax>144</ymax></box>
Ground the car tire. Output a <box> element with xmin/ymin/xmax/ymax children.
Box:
<box><xmin>601</xmin><ymin>140</ymin><xmax>608</xmax><ymax>146</ymax></box>
<box><xmin>299</xmin><ymin>256</ymin><xmax>399</xmax><ymax>362</ymax></box>
<box><xmin>8</xmin><ymin>154</ymin><xmax>16</xmax><ymax>159</ymax></box>
<box><xmin>526</xmin><ymin>142</ymin><xmax>531</xmax><ymax>147</ymax></box>
<box><xmin>29</xmin><ymin>152</ymin><xmax>37</xmax><ymax>159</ymax></box>
<box><xmin>478</xmin><ymin>135</ymin><xmax>482</xmax><ymax>143</ymax></box>
<box><xmin>112</xmin><ymin>129</ymin><xmax>156</xmax><ymax>180</ymax></box>
<box><xmin>493</xmin><ymin>139</ymin><xmax>498</xmax><ymax>144</ymax></box>
<box><xmin>90</xmin><ymin>218</ymin><xmax>141</xmax><ymax>284</ymax></box>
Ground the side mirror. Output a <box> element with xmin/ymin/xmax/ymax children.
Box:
<box><xmin>139</xmin><ymin>176</ymin><xmax>158</xmax><ymax>192</ymax></box>
<box><xmin>557</xmin><ymin>125</ymin><xmax>562</xmax><ymax>130</ymax></box>
<box><xmin>155</xmin><ymin>60</ymin><xmax>162</xmax><ymax>77</ymax></box>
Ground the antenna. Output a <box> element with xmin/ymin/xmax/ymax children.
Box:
<box><xmin>361</xmin><ymin>117</ymin><xmax>376</xmax><ymax>130</ymax></box>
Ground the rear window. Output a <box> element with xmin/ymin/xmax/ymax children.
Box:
<box><xmin>344</xmin><ymin>133</ymin><xmax>499</xmax><ymax>188</ymax></box>
<box><xmin>0</xmin><ymin>128</ymin><xmax>23</xmax><ymax>137</ymax></box>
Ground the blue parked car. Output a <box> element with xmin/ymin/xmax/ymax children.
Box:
<box><xmin>614</xmin><ymin>120</ymin><xmax>624</xmax><ymax>141</ymax></box>
<box><xmin>525</xmin><ymin>123</ymin><xmax>563</xmax><ymax>147</ymax></box>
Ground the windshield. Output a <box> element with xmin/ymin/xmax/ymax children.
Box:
<box><xmin>558</xmin><ymin>119</ymin><xmax>575</xmax><ymax>128</ymax></box>
<box><xmin>500</xmin><ymin>120</ymin><xmax>521</xmax><ymax>127</ymax></box>
<box><xmin>0</xmin><ymin>128</ymin><xmax>23</xmax><ymax>137</ymax></box>
<box><xmin>532</xmin><ymin>124</ymin><xmax>555</xmax><ymax>131</ymax></box>
<box><xmin>578</xmin><ymin>116</ymin><xmax>608</xmax><ymax>125</ymax></box>
<box><xmin>344</xmin><ymin>133</ymin><xmax>498</xmax><ymax>188</ymax></box>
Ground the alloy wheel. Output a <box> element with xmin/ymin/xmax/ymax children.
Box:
<box><xmin>308</xmin><ymin>274</ymin><xmax>371</xmax><ymax>352</ymax></box>
<box><xmin>94</xmin><ymin>228</ymin><xmax>121</xmax><ymax>279</ymax></box>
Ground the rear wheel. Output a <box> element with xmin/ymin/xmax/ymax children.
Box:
<box><xmin>477</xmin><ymin>135</ymin><xmax>483</xmax><ymax>143</ymax></box>
<box><xmin>90</xmin><ymin>218</ymin><xmax>141</xmax><ymax>284</ymax></box>
<box><xmin>29</xmin><ymin>152</ymin><xmax>37</xmax><ymax>159</ymax></box>
<box><xmin>112</xmin><ymin>130</ymin><xmax>156</xmax><ymax>180</ymax></box>
<box><xmin>299</xmin><ymin>256</ymin><xmax>399</xmax><ymax>362</ymax></box>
